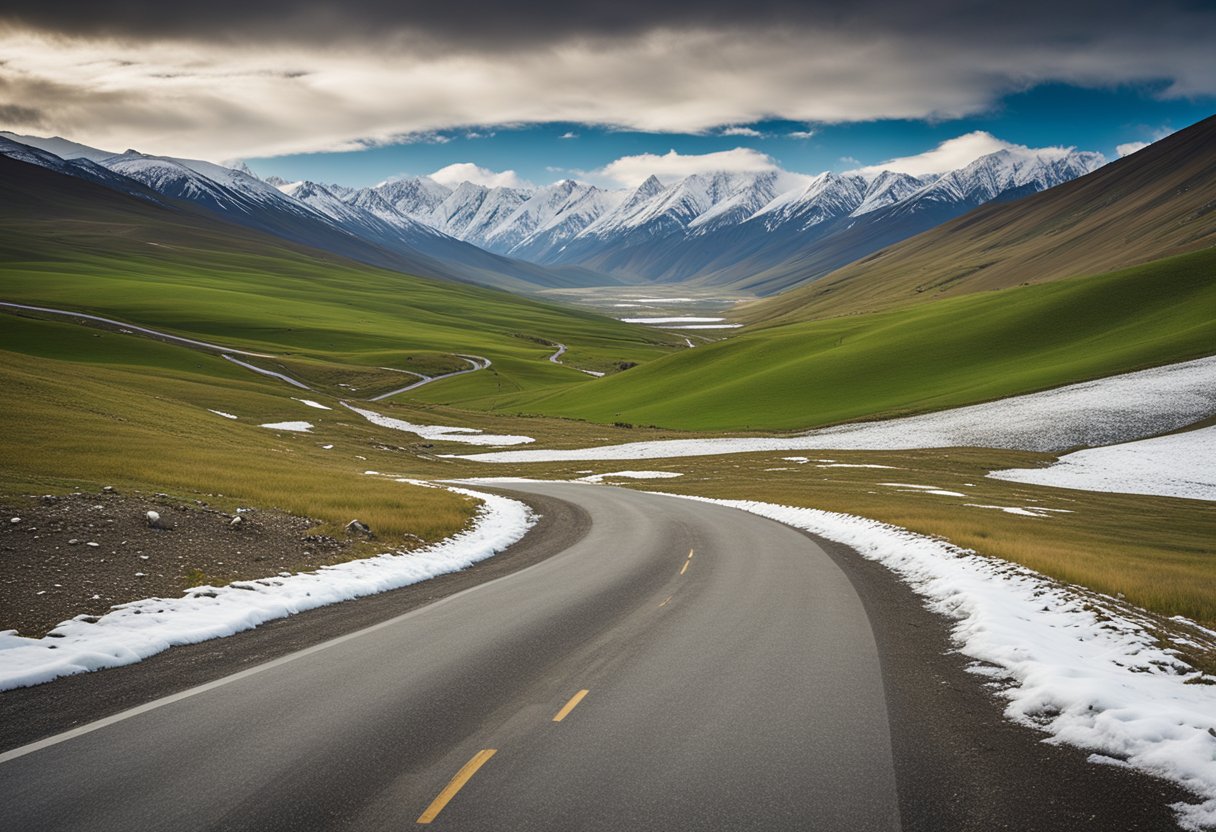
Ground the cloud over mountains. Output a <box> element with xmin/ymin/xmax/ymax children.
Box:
<box><xmin>0</xmin><ymin>1</ymin><xmax>1211</xmax><ymax>159</ymax></box>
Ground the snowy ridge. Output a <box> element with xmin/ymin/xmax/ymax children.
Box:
<box><xmin>0</xmin><ymin>485</ymin><xmax>536</xmax><ymax>691</ymax></box>
<box><xmin>665</xmin><ymin>493</ymin><xmax>1216</xmax><ymax>830</ymax></box>
<box><xmin>385</xmin><ymin>146</ymin><xmax>1103</xmax><ymax>263</ymax></box>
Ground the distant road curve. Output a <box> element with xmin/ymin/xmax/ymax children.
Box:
<box><xmin>368</xmin><ymin>354</ymin><xmax>492</xmax><ymax>401</ymax></box>
<box><xmin>0</xmin><ymin>301</ymin><xmax>274</xmax><ymax>358</ymax></box>
<box><xmin>0</xmin><ymin>300</ymin><xmax>490</xmax><ymax>400</ymax></box>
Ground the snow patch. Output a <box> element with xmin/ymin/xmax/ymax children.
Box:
<box><xmin>990</xmin><ymin>426</ymin><xmax>1216</xmax><ymax>502</ymax></box>
<box><xmin>259</xmin><ymin>421</ymin><xmax>313</xmax><ymax>433</ymax></box>
<box><xmin>0</xmin><ymin>485</ymin><xmax>536</xmax><ymax>690</ymax></box>
<box><xmin>619</xmin><ymin>316</ymin><xmax>725</xmax><ymax>324</ymax></box>
<box><xmin>450</xmin><ymin>357</ymin><xmax>1216</xmax><ymax>463</ymax></box>
<box><xmin>343</xmin><ymin>403</ymin><xmax>534</xmax><ymax>446</ymax></box>
<box><xmin>293</xmin><ymin>398</ymin><xmax>332</xmax><ymax>410</ymax></box>
<box><xmin>208</xmin><ymin>409</ymin><xmax>238</xmax><ymax>420</ymax></box>
<box><xmin>576</xmin><ymin>470</ymin><xmax>683</xmax><ymax>483</ymax></box>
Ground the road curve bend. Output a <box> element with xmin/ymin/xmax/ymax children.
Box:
<box><xmin>0</xmin><ymin>483</ymin><xmax>898</xmax><ymax>831</ymax></box>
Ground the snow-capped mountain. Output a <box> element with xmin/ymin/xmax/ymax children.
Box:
<box><xmin>0</xmin><ymin>129</ymin><xmax>1106</xmax><ymax>296</ymax></box>
<box><xmin>0</xmin><ymin>134</ymin><xmax>600</xmax><ymax>292</ymax></box>
<box><xmin>433</xmin><ymin>146</ymin><xmax>1106</xmax><ymax>290</ymax></box>
<box><xmin>375</xmin><ymin>177</ymin><xmax>453</xmax><ymax>218</ymax></box>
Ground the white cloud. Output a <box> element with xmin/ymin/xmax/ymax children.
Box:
<box><xmin>427</xmin><ymin>162</ymin><xmax>532</xmax><ymax>189</ymax></box>
<box><xmin>1116</xmin><ymin>141</ymin><xmax>1150</xmax><ymax>157</ymax></box>
<box><xmin>788</xmin><ymin>130</ymin><xmax>817</xmax><ymax>139</ymax></box>
<box><xmin>850</xmin><ymin>131</ymin><xmax>1074</xmax><ymax>177</ymax></box>
<box><xmin>595</xmin><ymin>148</ymin><xmax>783</xmax><ymax>187</ymax></box>
<box><xmin>721</xmin><ymin>126</ymin><xmax>763</xmax><ymax>137</ymax></box>
<box><xmin>0</xmin><ymin>23</ymin><xmax>1210</xmax><ymax>161</ymax></box>
<box><xmin>559</xmin><ymin>131</ymin><xmax>578</xmax><ymax>139</ymax></box>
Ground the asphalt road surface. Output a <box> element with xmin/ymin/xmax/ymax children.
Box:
<box><xmin>0</xmin><ymin>483</ymin><xmax>1190</xmax><ymax>831</ymax></box>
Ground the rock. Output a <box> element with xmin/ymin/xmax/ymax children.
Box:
<box><xmin>146</xmin><ymin>510</ymin><xmax>171</xmax><ymax>530</ymax></box>
<box><xmin>86</xmin><ymin>542</ymin><xmax>100</xmax><ymax>548</ymax></box>
<box><xmin>229</xmin><ymin>516</ymin><xmax>244</xmax><ymax>529</ymax></box>
<box><xmin>102</xmin><ymin>486</ymin><xmax>115</xmax><ymax>493</ymax></box>
<box><xmin>345</xmin><ymin>519</ymin><xmax>372</xmax><ymax>537</ymax></box>
<box><xmin>9</xmin><ymin>517</ymin><xmax>20</xmax><ymax>525</ymax></box>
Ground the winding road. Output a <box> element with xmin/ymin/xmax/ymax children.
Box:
<box><xmin>1</xmin><ymin>300</ymin><xmax>492</xmax><ymax>400</ymax></box>
<box><xmin>0</xmin><ymin>484</ymin><xmax>1186</xmax><ymax>831</ymax></box>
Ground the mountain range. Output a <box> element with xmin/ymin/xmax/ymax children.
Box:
<box><xmin>0</xmin><ymin>131</ymin><xmax>1104</xmax><ymax>296</ymax></box>
<box><xmin>362</xmin><ymin>147</ymin><xmax>1104</xmax><ymax>293</ymax></box>
<box><xmin>748</xmin><ymin>113</ymin><xmax>1216</xmax><ymax>324</ymax></box>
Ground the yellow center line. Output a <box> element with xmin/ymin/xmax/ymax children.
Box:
<box><xmin>552</xmin><ymin>689</ymin><xmax>590</xmax><ymax>722</ymax></box>
<box><xmin>417</xmin><ymin>748</ymin><xmax>496</xmax><ymax>824</ymax></box>
<box><xmin>687</xmin><ymin>548</ymin><xmax>694</xmax><ymax>559</ymax></box>
<box><xmin>679</xmin><ymin>560</ymin><xmax>690</xmax><ymax>576</ymax></box>
<box><xmin>658</xmin><ymin>594</ymin><xmax>673</xmax><ymax>608</ymax></box>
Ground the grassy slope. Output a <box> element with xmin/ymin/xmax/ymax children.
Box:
<box><xmin>457</xmin><ymin>248</ymin><xmax>1216</xmax><ymax>431</ymax></box>
<box><xmin>0</xmin><ymin>155</ymin><xmax>681</xmax><ymax>400</ymax></box>
<box><xmin>0</xmin><ymin>315</ymin><xmax>477</xmax><ymax>543</ymax></box>
<box><xmin>746</xmin><ymin>113</ymin><xmax>1216</xmax><ymax>325</ymax></box>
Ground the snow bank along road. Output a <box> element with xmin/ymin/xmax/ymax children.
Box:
<box><xmin>0</xmin><ymin>484</ymin><xmax>1188</xmax><ymax>831</ymax></box>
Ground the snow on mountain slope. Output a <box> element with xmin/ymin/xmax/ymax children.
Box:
<box><xmin>750</xmin><ymin>172</ymin><xmax>868</xmax><ymax>231</ymax></box>
<box><xmin>485</xmin><ymin>180</ymin><xmax>623</xmax><ymax>256</ymax></box>
<box><xmin>899</xmin><ymin>147</ymin><xmax>1105</xmax><ymax>213</ymax></box>
<box><xmin>428</xmin><ymin>182</ymin><xmax>532</xmax><ymax>245</ymax></box>
<box><xmin>375</xmin><ymin>176</ymin><xmax>453</xmax><ymax>218</ymax></box>
<box><xmin>0</xmin><ymin>131</ymin><xmax>118</xmax><ymax>163</ymax></box>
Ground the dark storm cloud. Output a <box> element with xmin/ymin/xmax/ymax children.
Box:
<box><xmin>0</xmin><ymin>0</ymin><xmax>1211</xmax><ymax>53</ymax></box>
<box><xmin>0</xmin><ymin>0</ymin><xmax>1211</xmax><ymax>160</ymax></box>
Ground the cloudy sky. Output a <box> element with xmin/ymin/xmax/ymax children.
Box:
<box><xmin>0</xmin><ymin>0</ymin><xmax>1212</xmax><ymax>187</ymax></box>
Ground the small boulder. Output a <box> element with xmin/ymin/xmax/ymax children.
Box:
<box><xmin>146</xmin><ymin>510</ymin><xmax>171</xmax><ymax>530</ymax></box>
<box><xmin>229</xmin><ymin>516</ymin><xmax>244</xmax><ymax>529</ymax></box>
<box><xmin>345</xmin><ymin>519</ymin><xmax>372</xmax><ymax>538</ymax></box>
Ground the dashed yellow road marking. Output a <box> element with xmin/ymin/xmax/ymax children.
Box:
<box><xmin>679</xmin><ymin>560</ymin><xmax>690</xmax><ymax>576</ymax></box>
<box><xmin>658</xmin><ymin>595</ymin><xmax>673</xmax><ymax>608</ymax></box>
<box><xmin>553</xmin><ymin>689</ymin><xmax>590</xmax><ymax>722</ymax></box>
<box><xmin>417</xmin><ymin>749</ymin><xmax>496</xmax><ymax>824</ymax></box>
<box><xmin>687</xmin><ymin>548</ymin><xmax>694</xmax><ymax>559</ymax></box>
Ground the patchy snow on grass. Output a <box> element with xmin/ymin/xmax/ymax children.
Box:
<box><xmin>208</xmin><ymin>409</ymin><xmax>238</xmax><ymax>420</ymax></box>
<box><xmin>880</xmin><ymin>482</ymin><xmax>967</xmax><ymax>497</ymax></box>
<box><xmin>664</xmin><ymin>492</ymin><xmax>1216</xmax><ymax>829</ymax></box>
<box><xmin>451</xmin><ymin>356</ymin><xmax>1216</xmax><ymax>464</ymax></box>
<box><xmin>619</xmin><ymin>316</ymin><xmax>725</xmax><ymax>324</ymax></box>
<box><xmin>577</xmin><ymin>470</ymin><xmax>683</xmax><ymax>483</ymax></box>
<box><xmin>818</xmin><ymin>463</ymin><xmax>898</xmax><ymax>469</ymax></box>
<box><xmin>293</xmin><ymin>398</ymin><xmax>332</xmax><ymax>410</ymax></box>
<box><xmin>259</xmin><ymin>421</ymin><xmax>313</xmax><ymax>432</ymax></box>
<box><xmin>344</xmin><ymin>403</ymin><xmax>534</xmax><ymax>446</ymax></box>
<box><xmin>664</xmin><ymin>324</ymin><xmax>743</xmax><ymax>330</ymax></box>
<box><xmin>965</xmin><ymin>503</ymin><xmax>1057</xmax><ymax>518</ymax></box>
<box><xmin>0</xmin><ymin>485</ymin><xmax>535</xmax><ymax>691</ymax></box>
<box><xmin>990</xmin><ymin>425</ymin><xmax>1216</xmax><ymax>502</ymax></box>
<box><xmin>782</xmin><ymin>456</ymin><xmax>810</xmax><ymax>463</ymax></box>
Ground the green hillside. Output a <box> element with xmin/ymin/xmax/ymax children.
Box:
<box><xmin>0</xmin><ymin>155</ymin><xmax>680</xmax><ymax>398</ymax></box>
<box><xmin>445</xmin><ymin>248</ymin><xmax>1216</xmax><ymax>431</ymax></box>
